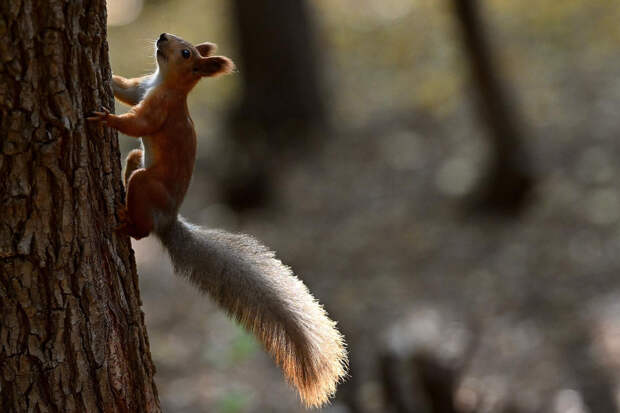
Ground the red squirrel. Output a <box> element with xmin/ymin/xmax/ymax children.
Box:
<box><xmin>88</xmin><ymin>33</ymin><xmax>347</xmax><ymax>407</ymax></box>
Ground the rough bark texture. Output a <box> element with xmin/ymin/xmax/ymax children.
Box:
<box><xmin>0</xmin><ymin>1</ymin><xmax>160</xmax><ymax>412</ymax></box>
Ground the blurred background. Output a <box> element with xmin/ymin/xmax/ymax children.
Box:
<box><xmin>106</xmin><ymin>0</ymin><xmax>620</xmax><ymax>412</ymax></box>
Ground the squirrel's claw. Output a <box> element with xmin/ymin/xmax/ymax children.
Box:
<box><xmin>86</xmin><ymin>107</ymin><xmax>110</xmax><ymax>124</ymax></box>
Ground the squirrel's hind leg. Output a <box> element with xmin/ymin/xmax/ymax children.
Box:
<box><xmin>122</xmin><ymin>169</ymin><xmax>170</xmax><ymax>239</ymax></box>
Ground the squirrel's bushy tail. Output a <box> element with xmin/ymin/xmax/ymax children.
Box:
<box><xmin>155</xmin><ymin>216</ymin><xmax>348</xmax><ymax>407</ymax></box>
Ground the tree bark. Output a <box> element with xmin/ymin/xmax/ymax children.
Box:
<box><xmin>0</xmin><ymin>1</ymin><xmax>160</xmax><ymax>412</ymax></box>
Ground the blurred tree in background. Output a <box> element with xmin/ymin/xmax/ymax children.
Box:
<box><xmin>222</xmin><ymin>0</ymin><xmax>327</xmax><ymax>211</ymax></box>
<box><xmin>451</xmin><ymin>0</ymin><xmax>533</xmax><ymax>216</ymax></box>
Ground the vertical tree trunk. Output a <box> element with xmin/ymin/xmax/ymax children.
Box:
<box><xmin>451</xmin><ymin>0</ymin><xmax>534</xmax><ymax>215</ymax></box>
<box><xmin>221</xmin><ymin>0</ymin><xmax>326</xmax><ymax>211</ymax></box>
<box><xmin>0</xmin><ymin>1</ymin><xmax>160</xmax><ymax>412</ymax></box>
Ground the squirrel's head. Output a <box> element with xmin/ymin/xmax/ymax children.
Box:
<box><xmin>154</xmin><ymin>33</ymin><xmax>234</xmax><ymax>91</ymax></box>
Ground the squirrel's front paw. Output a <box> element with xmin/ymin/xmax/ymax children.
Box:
<box><xmin>86</xmin><ymin>107</ymin><xmax>111</xmax><ymax>124</ymax></box>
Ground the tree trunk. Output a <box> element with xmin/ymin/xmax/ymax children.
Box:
<box><xmin>0</xmin><ymin>1</ymin><xmax>160</xmax><ymax>412</ymax></box>
<box><xmin>451</xmin><ymin>0</ymin><xmax>534</xmax><ymax>216</ymax></box>
<box><xmin>220</xmin><ymin>0</ymin><xmax>326</xmax><ymax>211</ymax></box>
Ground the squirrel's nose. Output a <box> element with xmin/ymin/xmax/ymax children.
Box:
<box><xmin>158</xmin><ymin>33</ymin><xmax>167</xmax><ymax>42</ymax></box>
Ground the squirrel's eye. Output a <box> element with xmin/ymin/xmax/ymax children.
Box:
<box><xmin>182</xmin><ymin>49</ymin><xmax>191</xmax><ymax>59</ymax></box>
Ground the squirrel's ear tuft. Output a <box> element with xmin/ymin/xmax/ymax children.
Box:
<box><xmin>198</xmin><ymin>56</ymin><xmax>234</xmax><ymax>77</ymax></box>
<box><xmin>195</xmin><ymin>42</ymin><xmax>217</xmax><ymax>57</ymax></box>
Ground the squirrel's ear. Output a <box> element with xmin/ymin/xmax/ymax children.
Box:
<box><xmin>197</xmin><ymin>56</ymin><xmax>234</xmax><ymax>77</ymax></box>
<box><xmin>195</xmin><ymin>42</ymin><xmax>217</xmax><ymax>57</ymax></box>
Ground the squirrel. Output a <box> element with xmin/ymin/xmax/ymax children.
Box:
<box><xmin>87</xmin><ymin>33</ymin><xmax>347</xmax><ymax>408</ymax></box>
